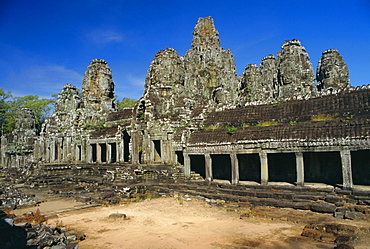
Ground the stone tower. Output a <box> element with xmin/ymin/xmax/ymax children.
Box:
<box><xmin>277</xmin><ymin>39</ymin><xmax>317</xmax><ymax>100</ymax></box>
<box><xmin>184</xmin><ymin>16</ymin><xmax>239</xmax><ymax>106</ymax></box>
<box><xmin>54</xmin><ymin>84</ymin><xmax>81</xmax><ymax>115</ymax></box>
<box><xmin>239</xmin><ymin>64</ymin><xmax>262</xmax><ymax>104</ymax></box>
<box><xmin>144</xmin><ymin>47</ymin><xmax>186</xmax><ymax>117</ymax></box>
<box><xmin>82</xmin><ymin>59</ymin><xmax>116</xmax><ymax>111</ymax></box>
<box><xmin>316</xmin><ymin>49</ymin><xmax>350</xmax><ymax>91</ymax></box>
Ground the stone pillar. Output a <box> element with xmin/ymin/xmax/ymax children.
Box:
<box><xmin>117</xmin><ymin>140</ymin><xmax>123</xmax><ymax>162</ymax></box>
<box><xmin>259</xmin><ymin>151</ymin><xmax>268</xmax><ymax>185</ymax></box>
<box><xmin>231</xmin><ymin>153</ymin><xmax>239</xmax><ymax>185</ymax></box>
<box><xmin>51</xmin><ymin>140</ymin><xmax>56</xmax><ymax>162</ymax></box>
<box><xmin>340</xmin><ymin>149</ymin><xmax>353</xmax><ymax>190</ymax></box>
<box><xmin>96</xmin><ymin>144</ymin><xmax>101</xmax><ymax>163</ymax></box>
<box><xmin>295</xmin><ymin>152</ymin><xmax>304</xmax><ymax>186</ymax></box>
<box><xmin>183</xmin><ymin>153</ymin><xmax>191</xmax><ymax>179</ymax></box>
<box><xmin>205</xmin><ymin>153</ymin><xmax>213</xmax><ymax>182</ymax></box>
<box><xmin>107</xmin><ymin>143</ymin><xmax>111</xmax><ymax>163</ymax></box>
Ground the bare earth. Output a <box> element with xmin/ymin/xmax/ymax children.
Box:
<box><xmin>14</xmin><ymin>196</ymin><xmax>345</xmax><ymax>249</ymax></box>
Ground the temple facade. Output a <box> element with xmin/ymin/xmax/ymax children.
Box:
<box><xmin>1</xmin><ymin>17</ymin><xmax>370</xmax><ymax>190</ymax></box>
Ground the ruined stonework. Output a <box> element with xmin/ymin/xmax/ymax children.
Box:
<box><xmin>82</xmin><ymin>59</ymin><xmax>116</xmax><ymax>112</ymax></box>
<box><xmin>277</xmin><ymin>39</ymin><xmax>317</xmax><ymax>100</ymax></box>
<box><xmin>184</xmin><ymin>17</ymin><xmax>239</xmax><ymax>107</ymax></box>
<box><xmin>144</xmin><ymin>47</ymin><xmax>187</xmax><ymax>117</ymax></box>
<box><xmin>1</xmin><ymin>108</ymin><xmax>37</xmax><ymax>167</ymax></box>
<box><xmin>317</xmin><ymin>49</ymin><xmax>350</xmax><ymax>91</ymax></box>
<box><xmin>54</xmin><ymin>83</ymin><xmax>81</xmax><ymax>115</ymax></box>
<box><xmin>1</xmin><ymin>16</ymin><xmax>368</xmax><ymax>193</ymax></box>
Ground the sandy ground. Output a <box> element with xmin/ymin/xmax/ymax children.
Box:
<box><xmin>12</xmin><ymin>196</ymin><xmax>340</xmax><ymax>249</ymax></box>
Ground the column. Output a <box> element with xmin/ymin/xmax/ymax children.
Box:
<box><xmin>105</xmin><ymin>143</ymin><xmax>110</xmax><ymax>163</ymax></box>
<box><xmin>259</xmin><ymin>151</ymin><xmax>268</xmax><ymax>185</ymax></box>
<box><xmin>96</xmin><ymin>144</ymin><xmax>101</xmax><ymax>163</ymax></box>
<box><xmin>295</xmin><ymin>152</ymin><xmax>304</xmax><ymax>186</ymax></box>
<box><xmin>183</xmin><ymin>153</ymin><xmax>191</xmax><ymax>179</ymax></box>
<box><xmin>340</xmin><ymin>149</ymin><xmax>353</xmax><ymax>190</ymax></box>
<box><xmin>231</xmin><ymin>153</ymin><xmax>239</xmax><ymax>185</ymax></box>
<box><xmin>205</xmin><ymin>153</ymin><xmax>212</xmax><ymax>182</ymax></box>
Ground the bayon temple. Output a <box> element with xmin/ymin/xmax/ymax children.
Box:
<box><xmin>1</xmin><ymin>16</ymin><xmax>370</xmax><ymax>203</ymax></box>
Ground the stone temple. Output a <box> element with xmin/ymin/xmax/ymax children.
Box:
<box><xmin>1</xmin><ymin>17</ymin><xmax>370</xmax><ymax>213</ymax></box>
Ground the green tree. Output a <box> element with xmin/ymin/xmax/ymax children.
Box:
<box><xmin>0</xmin><ymin>88</ymin><xmax>12</xmax><ymax>135</ymax></box>
<box><xmin>117</xmin><ymin>97</ymin><xmax>137</xmax><ymax>110</ymax></box>
<box><xmin>1</xmin><ymin>92</ymin><xmax>54</xmax><ymax>134</ymax></box>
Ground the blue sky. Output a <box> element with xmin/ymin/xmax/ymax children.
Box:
<box><xmin>1</xmin><ymin>0</ymin><xmax>370</xmax><ymax>101</ymax></box>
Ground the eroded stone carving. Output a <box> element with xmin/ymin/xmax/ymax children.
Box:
<box><xmin>184</xmin><ymin>16</ymin><xmax>239</xmax><ymax>107</ymax></box>
<box><xmin>82</xmin><ymin>59</ymin><xmax>116</xmax><ymax>112</ymax></box>
<box><xmin>317</xmin><ymin>49</ymin><xmax>350</xmax><ymax>91</ymax></box>
<box><xmin>277</xmin><ymin>39</ymin><xmax>317</xmax><ymax>100</ymax></box>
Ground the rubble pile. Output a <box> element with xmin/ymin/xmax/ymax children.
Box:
<box><xmin>0</xmin><ymin>186</ymin><xmax>37</xmax><ymax>210</ymax></box>
<box><xmin>0</xmin><ymin>210</ymin><xmax>83</xmax><ymax>249</ymax></box>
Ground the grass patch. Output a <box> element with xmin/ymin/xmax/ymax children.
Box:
<box><xmin>254</xmin><ymin>120</ymin><xmax>280</xmax><ymax>127</ymax></box>
<box><xmin>311</xmin><ymin>114</ymin><xmax>337</xmax><ymax>121</ymax></box>
<box><xmin>204</xmin><ymin>125</ymin><xmax>222</xmax><ymax>130</ymax></box>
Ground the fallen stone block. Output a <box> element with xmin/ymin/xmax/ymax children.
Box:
<box><xmin>310</xmin><ymin>202</ymin><xmax>336</xmax><ymax>213</ymax></box>
<box><xmin>109</xmin><ymin>213</ymin><xmax>127</xmax><ymax>219</ymax></box>
<box><xmin>293</xmin><ymin>201</ymin><xmax>311</xmax><ymax>210</ymax></box>
<box><xmin>334</xmin><ymin>212</ymin><xmax>345</xmax><ymax>219</ymax></box>
<box><xmin>344</xmin><ymin>211</ymin><xmax>363</xmax><ymax>220</ymax></box>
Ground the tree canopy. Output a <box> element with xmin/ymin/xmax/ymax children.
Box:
<box><xmin>0</xmin><ymin>88</ymin><xmax>54</xmax><ymax>134</ymax></box>
<box><xmin>117</xmin><ymin>97</ymin><xmax>137</xmax><ymax>110</ymax></box>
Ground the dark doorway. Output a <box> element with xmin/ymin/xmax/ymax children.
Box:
<box><xmin>77</xmin><ymin>145</ymin><xmax>82</xmax><ymax>161</ymax></box>
<box><xmin>304</xmin><ymin>152</ymin><xmax>342</xmax><ymax>186</ymax></box>
<box><xmin>153</xmin><ymin>140</ymin><xmax>161</xmax><ymax>162</ymax></box>
<box><xmin>268</xmin><ymin>153</ymin><xmax>296</xmax><ymax>184</ymax></box>
<box><xmin>100</xmin><ymin>143</ymin><xmax>107</xmax><ymax>162</ymax></box>
<box><xmin>123</xmin><ymin>130</ymin><xmax>130</xmax><ymax>162</ymax></box>
<box><xmin>238</xmin><ymin>154</ymin><xmax>260</xmax><ymax>182</ymax></box>
<box><xmin>351</xmin><ymin>150</ymin><xmax>370</xmax><ymax>185</ymax></box>
<box><xmin>91</xmin><ymin>144</ymin><xmax>97</xmax><ymax>162</ymax></box>
<box><xmin>175</xmin><ymin>151</ymin><xmax>184</xmax><ymax>165</ymax></box>
<box><xmin>190</xmin><ymin>155</ymin><xmax>205</xmax><ymax>178</ymax></box>
<box><xmin>211</xmin><ymin>154</ymin><xmax>232</xmax><ymax>181</ymax></box>
<box><xmin>109</xmin><ymin>143</ymin><xmax>117</xmax><ymax>163</ymax></box>
<box><xmin>54</xmin><ymin>143</ymin><xmax>58</xmax><ymax>160</ymax></box>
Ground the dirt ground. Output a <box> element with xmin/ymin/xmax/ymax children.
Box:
<box><xmin>13</xmin><ymin>195</ymin><xmax>354</xmax><ymax>249</ymax></box>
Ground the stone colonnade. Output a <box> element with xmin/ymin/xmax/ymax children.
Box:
<box><xmin>183</xmin><ymin>148</ymin><xmax>354</xmax><ymax>189</ymax></box>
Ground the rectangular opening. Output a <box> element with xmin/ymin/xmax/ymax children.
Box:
<box><xmin>90</xmin><ymin>144</ymin><xmax>97</xmax><ymax>162</ymax></box>
<box><xmin>211</xmin><ymin>154</ymin><xmax>232</xmax><ymax>181</ymax></box>
<box><xmin>268</xmin><ymin>153</ymin><xmax>296</xmax><ymax>184</ymax></box>
<box><xmin>54</xmin><ymin>143</ymin><xmax>58</xmax><ymax>160</ymax></box>
<box><xmin>123</xmin><ymin>130</ymin><xmax>130</xmax><ymax>162</ymax></box>
<box><xmin>190</xmin><ymin>155</ymin><xmax>205</xmax><ymax>179</ymax></box>
<box><xmin>238</xmin><ymin>154</ymin><xmax>260</xmax><ymax>182</ymax></box>
<box><xmin>303</xmin><ymin>151</ymin><xmax>342</xmax><ymax>186</ymax></box>
<box><xmin>77</xmin><ymin>145</ymin><xmax>82</xmax><ymax>161</ymax></box>
<box><xmin>109</xmin><ymin>143</ymin><xmax>117</xmax><ymax>163</ymax></box>
<box><xmin>175</xmin><ymin>151</ymin><xmax>184</xmax><ymax>165</ymax></box>
<box><xmin>351</xmin><ymin>150</ymin><xmax>370</xmax><ymax>185</ymax></box>
<box><xmin>153</xmin><ymin>140</ymin><xmax>161</xmax><ymax>162</ymax></box>
<box><xmin>100</xmin><ymin>143</ymin><xmax>107</xmax><ymax>162</ymax></box>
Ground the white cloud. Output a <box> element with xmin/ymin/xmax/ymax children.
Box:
<box><xmin>86</xmin><ymin>29</ymin><xmax>125</xmax><ymax>44</ymax></box>
<box><xmin>7</xmin><ymin>65</ymin><xmax>83</xmax><ymax>98</ymax></box>
<box><xmin>114</xmin><ymin>74</ymin><xmax>145</xmax><ymax>100</ymax></box>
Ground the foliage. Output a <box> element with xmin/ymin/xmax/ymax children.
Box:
<box><xmin>117</xmin><ymin>97</ymin><xmax>137</xmax><ymax>110</ymax></box>
<box><xmin>289</xmin><ymin>121</ymin><xmax>297</xmax><ymax>125</ymax></box>
<box><xmin>0</xmin><ymin>88</ymin><xmax>12</xmax><ymax>134</ymax></box>
<box><xmin>311</xmin><ymin>114</ymin><xmax>337</xmax><ymax>121</ymax></box>
<box><xmin>204</xmin><ymin>125</ymin><xmax>222</xmax><ymax>130</ymax></box>
<box><xmin>253</xmin><ymin>120</ymin><xmax>280</xmax><ymax>127</ymax></box>
<box><xmin>0</xmin><ymin>88</ymin><xmax>54</xmax><ymax>134</ymax></box>
<box><xmin>227</xmin><ymin>127</ymin><xmax>238</xmax><ymax>135</ymax></box>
